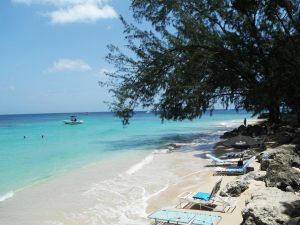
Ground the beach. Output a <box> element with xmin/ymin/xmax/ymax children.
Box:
<box><xmin>0</xmin><ymin>113</ymin><xmax>262</xmax><ymax>225</ymax></box>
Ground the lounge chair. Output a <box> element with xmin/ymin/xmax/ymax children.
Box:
<box><xmin>206</xmin><ymin>154</ymin><xmax>240</xmax><ymax>165</ymax></box>
<box><xmin>177</xmin><ymin>178</ymin><xmax>236</xmax><ymax>213</ymax></box>
<box><xmin>148</xmin><ymin>208</ymin><xmax>221</xmax><ymax>225</ymax></box>
<box><xmin>214</xmin><ymin>156</ymin><xmax>256</xmax><ymax>175</ymax></box>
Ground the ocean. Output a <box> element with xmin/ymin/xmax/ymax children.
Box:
<box><xmin>0</xmin><ymin>110</ymin><xmax>253</xmax><ymax>225</ymax></box>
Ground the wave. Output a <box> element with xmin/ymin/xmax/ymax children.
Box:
<box><xmin>0</xmin><ymin>191</ymin><xmax>14</xmax><ymax>202</ymax></box>
<box><xmin>126</xmin><ymin>155</ymin><xmax>154</xmax><ymax>175</ymax></box>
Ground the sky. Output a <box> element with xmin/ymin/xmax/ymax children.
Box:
<box><xmin>0</xmin><ymin>0</ymin><xmax>134</xmax><ymax>115</ymax></box>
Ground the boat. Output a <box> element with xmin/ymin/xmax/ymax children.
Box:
<box><xmin>64</xmin><ymin>116</ymin><xmax>84</xmax><ymax>125</ymax></box>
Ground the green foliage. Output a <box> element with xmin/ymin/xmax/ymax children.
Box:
<box><xmin>105</xmin><ymin>0</ymin><xmax>300</xmax><ymax>124</ymax></box>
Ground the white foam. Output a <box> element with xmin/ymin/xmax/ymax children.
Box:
<box><xmin>0</xmin><ymin>191</ymin><xmax>14</xmax><ymax>202</ymax></box>
<box><xmin>126</xmin><ymin>155</ymin><xmax>154</xmax><ymax>175</ymax></box>
<box><xmin>143</xmin><ymin>184</ymin><xmax>169</xmax><ymax>203</ymax></box>
<box><xmin>153</xmin><ymin>148</ymin><xmax>170</xmax><ymax>154</ymax></box>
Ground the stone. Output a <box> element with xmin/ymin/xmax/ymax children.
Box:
<box><xmin>291</xmin><ymin>138</ymin><xmax>300</xmax><ymax>145</ymax></box>
<box><xmin>242</xmin><ymin>124</ymin><xmax>265</xmax><ymax>137</ymax></box>
<box><xmin>238</xmin><ymin>125</ymin><xmax>247</xmax><ymax>133</ymax></box>
<box><xmin>287</xmin><ymin>217</ymin><xmax>300</xmax><ymax>225</ymax></box>
<box><xmin>242</xmin><ymin>149</ymin><xmax>257</xmax><ymax>159</ymax></box>
<box><xmin>263</xmin><ymin>145</ymin><xmax>297</xmax><ymax>165</ymax></box>
<box><xmin>285</xmin><ymin>186</ymin><xmax>294</xmax><ymax>192</ymax></box>
<box><xmin>220</xmin><ymin>130</ymin><xmax>239</xmax><ymax>139</ymax></box>
<box><xmin>265</xmin><ymin>161</ymin><xmax>300</xmax><ymax>191</ymax></box>
<box><xmin>220</xmin><ymin>178</ymin><xmax>249</xmax><ymax>197</ymax></box>
<box><xmin>242</xmin><ymin>187</ymin><xmax>300</xmax><ymax>225</ymax></box>
<box><xmin>260</xmin><ymin>159</ymin><xmax>271</xmax><ymax>171</ymax></box>
<box><xmin>252</xmin><ymin>171</ymin><xmax>267</xmax><ymax>181</ymax></box>
<box><xmin>291</xmin><ymin>157</ymin><xmax>300</xmax><ymax>168</ymax></box>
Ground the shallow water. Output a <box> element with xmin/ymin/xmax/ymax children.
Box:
<box><xmin>0</xmin><ymin>110</ymin><xmax>251</xmax><ymax>201</ymax></box>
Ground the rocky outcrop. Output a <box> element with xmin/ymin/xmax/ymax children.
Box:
<box><xmin>260</xmin><ymin>159</ymin><xmax>271</xmax><ymax>171</ymax></box>
<box><xmin>220</xmin><ymin>172</ymin><xmax>256</xmax><ymax>197</ymax></box>
<box><xmin>262</xmin><ymin>145</ymin><xmax>300</xmax><ymax>166</ymax></box>
<box><xmin>265</xmin><ymin>161</ymin><xmax>300</xmax><ymax>192</ymax></box>
<box><xmin>242</xmin><ymin>187</ymin><xmax>300</xmax><ymax>225</ymax></box>
<box><xmin>241</xmin><ymin>124</ymin><xmax>265</xmax><ymax>137</ymax></box>
<box><xmin>220</xmin><ymin>178</ymin><xmax>249</xmax><ymax>197</ymax></box>
<box><xmin>221</xmin><ymin>124</ymin><xmax>267</xmax><ymax>139</ymax></box>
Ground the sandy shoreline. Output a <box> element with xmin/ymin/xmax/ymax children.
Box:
<box><xmin>0</xmin><ymin>118</ymin><xmax>262</xmax><ymax>225</ymax></box>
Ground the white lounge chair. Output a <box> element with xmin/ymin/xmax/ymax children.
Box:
<box><xmin>214</xmin><ymin>156</ymin><xmax>256</xmax><ymax>175</ymax></box>
<box><xmin>206</xmin><ymin>154</ymin><xmax>240</xmax><ymax>165</ymax></box>
<box><xmin>177</xmin><ymin>178</ymin><xmax>236</xmax><ymax>213</ymax></box>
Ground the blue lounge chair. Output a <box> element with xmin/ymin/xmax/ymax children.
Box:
<box><xmin>206</xmin><ymin>154</ymin><xmax>240</xmax><ymax>165</ymax></box>
<box><xmin>177</xmin><ymin>178</ymin><xmax>236</xmax><ymax>213</ymax></box>
<box><xmin>148</xmin><ymin>208</ymin><xmax>221</xmax><ymax>225</ymax></box>
<box><xmin>214</xmin><ymin>156</ymin><xmax>256</xmax><ymax>175</ymax></box>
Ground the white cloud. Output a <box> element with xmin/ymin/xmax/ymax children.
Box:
<box><xmin>49</xmin><ymin>4</ymin><xmax>117</xmax><ymax>24</ymax></box>
<box><xmin>48</xmin><ymin>58</ymin><xmax>92</xmax><ymax>72</ymax></box>
<box><xmin>11</xmin><ymin>0</ymin><xmax>118</xmax><ymax>24</ymax></box>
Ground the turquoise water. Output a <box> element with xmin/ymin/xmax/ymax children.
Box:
<box><xmin>0</xmin><ymin>110</ymin><xmax>252</xmax><ymax>198</ymax></box>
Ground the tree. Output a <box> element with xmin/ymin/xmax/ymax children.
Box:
<box><xmin>105</xmin><ymin>0</ymin><xmax>300</xmax><ymax>125</ymax></box>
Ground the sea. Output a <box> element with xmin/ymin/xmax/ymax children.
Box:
<box><xmin>0</xmin><ymin>110</ymin><xmax>253</xmax><ymax>225</ymax></box>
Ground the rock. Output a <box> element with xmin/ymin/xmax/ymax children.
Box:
<box><xmin>275</xmin><ymin>133</ymin><xmax>294</xmax><ymax>145</ymax></box>
<box><xmin>238</xmin><ymin>125</ymin><xmax>247</xmax><ymax>133</ymax></box>
<box><xmin>220</xmin><ymin>178</ymin><xmax>249</xmax><ymax>197</ymax></box>
<box><xmin>221</xmin><ymin>130</ymin><xmax>239</xmax><ymax>139</ymax></box>
<box><xmin>224</xmin><ymin>152</ymin><xmax>242</xmax><ymax>158</ymax></box>
<box><xmin>287</xmin><ymin>217</ymin><xmax>300</xmax><ymax>225</ymax></box>
<box><xmin>242</xmin><ymin>124</ymin><xmax>266</xmax><ymax>136</ymax></box>
<box><xmin>285</xmin><ymin>186</ymin><xmax>294</xmax><ymax>192</ymax></box>
<box><xmin>265</xmin><ymin>161</ymin><xmax>300</xmax><ymax>191</ymax></box>
<box><xmin>242</xmin><ymin>149</ymin><xmax>257</xmax><ymax>159</ymax></box>
<box><xmin>242</xmin><ymin>187</ymin><xmax>300</xmax><ymax>225</ymax></box>
<box><xmin>291</xmin><ymin>138</ymin><xmax>300</xmax><ymax>145</ymax></box>
<box><xmin>263</xmin><ymin>145</ymin><xmax>297</xmax><ymax>165</ymax></box>
<box><xmin>252</xmin><ymin>171</ymin><xmax>267</xmax><ymax>181</ymax></box>
<box><xmin>260</xmin><ymin>159</ymin><xmax>271</xmax><ymax>171</ymax></box>
<box><xmin>291</xmin><ymin>157</ymin><xmax>300</xmax><ymax>168</ymax></box>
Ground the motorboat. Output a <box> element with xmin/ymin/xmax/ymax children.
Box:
<box><xmin>64</xmin><ymin>116</ymin><xmax>84</xmax><ymax>125</ymax></box>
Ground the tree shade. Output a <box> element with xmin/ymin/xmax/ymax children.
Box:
<box><xmin>105</xmin><ymin>0</ymin><xmax>300</xmax><ymax>125</ymax></box>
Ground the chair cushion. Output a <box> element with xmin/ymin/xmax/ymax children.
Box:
<box><xmin>193</xmin><ymin>192</ymin><xmax>211</xmax><ymax>201</ymax></box>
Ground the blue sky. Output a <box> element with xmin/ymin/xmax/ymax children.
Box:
<box><xmin>0</xmin><ymin>0</ymin><xmax>133</xmax><ymax>114</ymax></box>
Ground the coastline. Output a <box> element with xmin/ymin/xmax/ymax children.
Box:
<box><xmin>146</xmin><ymin>119</ymin><xmax>263</xmax><ymax>225</ymax></box>
<box><xmin>0</xmin><ymin>118</ymin><xmax>263</xmax><ymax>225</ymax></box>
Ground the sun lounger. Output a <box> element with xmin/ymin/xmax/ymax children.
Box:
<box><xmin>177</xmin><ymin>178</ymin><xmax>236</xmax><ymax>213</ymax></box>
<box><xmin>214</xmin><ymin>156</ymin><xmax>256</xmax><ymax>175</ymax></box>
<box><xmin>206</xmin><ymin>154</ymin><xmax>240</xmax><ymax>165</ymax></box>
<box><xmin>148</xmin><ymin>208</ymin><xmax>221</xmax><ymax>225</ymax></box>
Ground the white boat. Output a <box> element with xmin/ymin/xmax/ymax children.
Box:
<box><xmin>64</xmin><ymin>116</ymin><xmax>84</xmax><ymax>125</ymax></box>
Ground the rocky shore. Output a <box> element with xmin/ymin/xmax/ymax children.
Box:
<box><xmin>219</xmin><ymin>121</ymin><xmax>300</xmax><ymax>225</ymax></box>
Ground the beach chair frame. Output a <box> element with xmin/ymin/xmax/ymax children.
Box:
<box><xmin>206</xmin><ymin>154</ymin><xmax>240</xmax><ymax>166</ymax></box>
<box><xmin>177</xmin><ymin>178</ymin><xmax>236</xmax><ymax>213</ymax></box>
<box><xmin>214</xmin><ymin>156</ymin><xmax>256</xmax><ymax>175</ymax></box>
